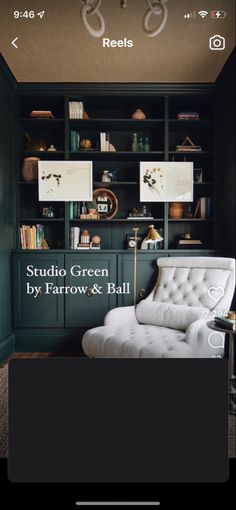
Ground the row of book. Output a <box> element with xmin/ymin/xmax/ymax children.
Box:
<box><xmin>20</xmin><ymin>225</ymin><xmax>49</xmax><ymax>250</ymax></box>
<box><xmin>214</xmin><ymin>315</ymin><xmax>236</xmax><ymax>331</ymax></box>
<box><xmin>100</xmin><ymin>132</ymin><xmax>111</xmax><ymax>151</ymax></box>
<box><xmin>194</xmin><ymin>197</ymin><xmax>212</xmax><ymax>219</ymax></box>
<box><xmin>69</xmin><ymin>202</ymin><xmax>82</xmax><ymax>219</ymax></box>
<box><xmin>69</xmin><ymin>101</ymin><xmax>84</xmax><ymax>119</ymax></box>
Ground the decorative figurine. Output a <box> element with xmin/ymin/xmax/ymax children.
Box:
<box><xmin>47</xmin><ymin>145</ymin><xmax>57</xmax><ymax>152</ymax></box>
<box><xmin>102</xmin><ymin>168</ymin><xmax>119</xmax><ymax>182</ymax></box>
<box><xmin>101</xmin><ymin>170</ymin><xmax>112</xmax><ymax>183</ymax></box>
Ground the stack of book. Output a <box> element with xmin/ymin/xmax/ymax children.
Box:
<box><xmin>194</xmin><ymin>197</ymin><xmax>212</xmax><ymax>219</ymax></box>
<box><xmin>177</xmin><ymin>239</ymin><xmax>202</xmax><ymax>249</ymax></box>
<box><xmin>20</xmin><ymin>224</ymin><xmax>49</xmax><ymax>249</ymax></box>
<box><xmin>30</xmin><ymin>110</ymin><xmax>54</xmax><ymax>119</ymax></box>
<box><xmin>127</xmin><ymin>213</ymin><xmax>154</xmax><ymax>219</ymax></box>
<box><xmin>177</xmin><ymin>112</ymin><xmax>200</xmax><ymax>120</ymax></box>
<box><xmin>69</xmin><ymin>101</ymin><xmax>84</xmax><ymax>119</ymax></box>
<box><xmin>215</xmin><ymin>315</ymin><xmax>236</xmax><ymax>331</ymax></box>
<box><xmin>100</xmin><ymin>133</ymin><xmax>110</xmax><ymax>151</ymax></box>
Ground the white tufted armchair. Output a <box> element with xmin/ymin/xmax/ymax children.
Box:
<box><xmin>82</xmin><ymin>257</ymin><xmax>235</xmax><ymax>358</ymax></box>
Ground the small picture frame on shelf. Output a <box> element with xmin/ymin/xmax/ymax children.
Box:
<box><xmin>194</xmin><ymin>168</ymin><xmax>203</xmax><ymax>183</ymax></box>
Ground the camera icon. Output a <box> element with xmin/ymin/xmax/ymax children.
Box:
<box><xmin>209</xmin><ymin>34</ymin><xmax>225</xmax><ymax>50</ymax></box>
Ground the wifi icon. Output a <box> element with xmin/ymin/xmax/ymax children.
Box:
<box><xmin>198</xmin><ymin>10</ymin><xmax>208</xmax><ymax>18</ymax></box>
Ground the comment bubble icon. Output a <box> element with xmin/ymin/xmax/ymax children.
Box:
<box><xmin>208</xmin><ymin>331</ymin><xmax>225</xmax><ymax>349</ymax></box>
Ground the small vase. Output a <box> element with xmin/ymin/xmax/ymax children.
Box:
<box><xmin>138</xmin><ymin>137</ymin><xmax>144</xmax><ymax>152</ymax></box>
<box><xmin>132</xmin><ymin>109</ymin><xmax>146</xmax><ymax>120</ymax></box>
<box><xmin>132</xmin><ymin>133</ymin><xmax>139</xmax><ymax>152</ymax></box>
<box><xmin>144</xmin><ymin>137</ymin><xmax>150</xmax><ymax>152</ymax></box>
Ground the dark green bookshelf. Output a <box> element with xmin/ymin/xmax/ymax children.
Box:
<box><xmin>16</xmin><ymin>85</ymin><xmax>217</xmax><ymax>253</ymax></box>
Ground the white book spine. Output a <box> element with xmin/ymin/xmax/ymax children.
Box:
<box><xmin>73</xmin><ymin>227</ymin><xmax>80</xmax><ymax>249</ymax></box>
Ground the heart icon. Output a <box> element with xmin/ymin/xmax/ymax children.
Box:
<box><xmin>208</xmin><ymin>286</ymin><xmax>225</xmax><ymax>302</ymax></box>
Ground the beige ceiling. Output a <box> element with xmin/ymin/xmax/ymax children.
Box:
<box><xmin>0</xmin><ymin>0</ymin><xmax>235</xmax><ymax>82</ymax></box>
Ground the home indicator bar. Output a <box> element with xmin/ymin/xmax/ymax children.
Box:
<box><xmin>75</xmin><ymin>503</ymin><xmax>161</xmax><ymax>507</ymax></box>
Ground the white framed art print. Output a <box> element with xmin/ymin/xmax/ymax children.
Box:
<box><xmin>140</xmin><ymin>162</ymin><xmax>193</xmax><ymax>202</ymax></box>
<box><xmin>38</xmin><ymin>161</ymin><xmax>93</xmax><ymax>201</ymax></box>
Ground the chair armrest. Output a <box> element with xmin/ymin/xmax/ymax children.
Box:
<box><xmin>104</xmin><ymin>306</ymin><xmax>139</xmax><ymax>326</ymax></box>
<box><xmin>185</xmin><ymin>318</ymin><xmax>225</xmax><ymax>358</ymax></box>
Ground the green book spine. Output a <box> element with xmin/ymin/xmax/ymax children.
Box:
<box><xmin>69</xmin><ymin>202</ymin><xmax>74</xmax><ymax>219</ymax></box>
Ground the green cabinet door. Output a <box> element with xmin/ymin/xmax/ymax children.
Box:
<box><xmin>13</xmin><ymin>254</ymin><xmax>65</xmax><ymax>328</ymax></box>
<box><xmin>117</xmin><ymin>252</ymin><xmax>168</xmax><ymax>307</ymax></box>
<box><xmin>65</xmin><ymin>254</ymin><xmax>117</xmax><ymax>327</ymax></box>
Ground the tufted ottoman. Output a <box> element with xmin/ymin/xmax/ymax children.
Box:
<box><xmin>82</xmin><ymin>257</ymin><xmax>235</xmax><ymax>359</ymax></box>
<box><xmin>82</xmin><ymin>324</ymin><xmax>191</xmax><ymax>358</ymax></box>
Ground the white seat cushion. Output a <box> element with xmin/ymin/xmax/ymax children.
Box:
<box><xmin>82</xmin><ymin>325</ymin><xmax>194</xmax><ymax>358</ymax></box>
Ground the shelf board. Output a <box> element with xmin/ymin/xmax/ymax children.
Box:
<box><xmin>69</xmin><ymin>218</ymin><xmax>164</xmax><ymax>223</ymax></box>
<box><xmin>20</xmin><ymin>118</ymin><xmax>64</xmax><ymax>123</ymax></box>
<box><xmin>93</xmin><ymin>181</ymin><xmax>137</xmax><ymax>188</ymax></box>
<box><xmin>19</xmin><ymin>181</ymin><xmax>138</xmax><ymax>187</ymax></box>
<box><xmin>168</xmin><ymin>218</ymin><xmax>214</xmax><ymax>222</ymax></box>
<box><xmin>169</xmin><ymin>119</ymin><xmax>214</xmax><ymax>124</ymax></box>
<box><xmin>194</xmin><ymin>181</ymin><xmax>213</xmax><ymax>185</ymax></box>
<box><xmin>19</xmin><ymin>151</ymin><xmax>64</xmax><ymax>156</ymax></box>
<box><xmin>169</xmin><ymin>151</ymin><xmax>214</xmax><ymax>155</ymax></box>
<box><xmin>19</xmin><ymin>218</ymin><xmax>65</xmax><ymax>222</ymax></box>
<box><xmin>13</xmin><ymin>248</ymin><xmax>220</xmax><ymax>254</ymax></box>
<box><xmin>69</xmin><ymin>118</ymin><xmax>164</xmax><ymax>124</ymax></box>
<box><xmin>69</xmin><ymin>151</ymin><xmax>164</xmax><ymax>161</ymax></box>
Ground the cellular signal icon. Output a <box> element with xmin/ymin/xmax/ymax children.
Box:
<box><xmin>184</xmin><ymin>11</ymin><xmax>196</xmax><ymax>19</ymax></box>
<box><xmin>198</xmin><ymin>10</ymin><xmax>208</xmax><ymax>18</ymax></box>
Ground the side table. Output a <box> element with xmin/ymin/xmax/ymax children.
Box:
<box><xmin>207</xmin><ymin>321</ymin><xmax>236</xmax><ymax>415</ymax></box>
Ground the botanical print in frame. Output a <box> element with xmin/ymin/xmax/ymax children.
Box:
<box><xmin>140</xmin><ymin>162</ymin><xmax>194</xmax><ymax>202</ymax></box>
<box><xmin>38</xmin><ymin>161</ymin><xmax>93</xmax><ymax>201</ymax></box>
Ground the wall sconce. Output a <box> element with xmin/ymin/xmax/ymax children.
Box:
<box><xmin>81</xmin><ymin>0</ymin><xmax>168</xmax><ymax>38</ymax></box>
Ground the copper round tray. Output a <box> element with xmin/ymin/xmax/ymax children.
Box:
<box><xmin>93</xmin><ymin>188</ymin><xmax>118</xmax><ymax>220</ymax></box>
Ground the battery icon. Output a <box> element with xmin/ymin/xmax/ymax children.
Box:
<box><xmin>211</xmin><ymin>10</ymin><xmax>227</xmax><ymax>18</ymax></box>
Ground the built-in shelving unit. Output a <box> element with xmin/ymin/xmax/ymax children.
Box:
<box><xmin>15</xmin><ymin>85</ymin><xmax>218</xmax><ymax>253</ymax></box>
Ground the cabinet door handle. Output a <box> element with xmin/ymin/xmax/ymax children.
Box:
<box><xmin>139</xmin><ymin>288</ymin><xmax>146</xmax><ymax>299</ymax></box>
<box><xmin>86</xmin><ymin>288</ymin><xmax>93</xmax><ymax>297</ymax></box>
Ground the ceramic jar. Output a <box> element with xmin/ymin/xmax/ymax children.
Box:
<box><xmin>169</xmin><ymin>202</ymin><xmax>184</xmax><ymax>219</ymax></box>
<box><xmin>81</xmin><ymin>230</ymin><xmax>90</xmax><ymax>244</ymax></box>
<box><xmin>132</xmin><ymin>109</ymin><xmax>146</xmax><ymax>120</ymax></box>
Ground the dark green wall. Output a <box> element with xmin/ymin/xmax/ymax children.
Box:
<box><xmin>0</xmin><ymin>56</ymin><xmax>16</xmax><ymax>360</ymax></box>
<box><xmin>216</xmin><ymin>49</ymin><xmax>236</xmax><ymax>258</ymax></box>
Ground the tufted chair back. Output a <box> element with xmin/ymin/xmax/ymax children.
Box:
<box><xmin>147</xmin><ymin>257</ymin><xmax>235</xmax><ymax>312</ymax></box>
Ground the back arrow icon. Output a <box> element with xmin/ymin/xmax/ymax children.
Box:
<box><xmin>11</xmin><ymin>37</ymin><xmax>18</xmax><ymax>48</ymax></box>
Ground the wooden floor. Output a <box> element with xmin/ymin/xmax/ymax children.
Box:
<box><xmin>0</xmin><ymin>352</ymin><xmax>84</xmax><ymax>366</ymax></box>
<box><xmin>10</xmin><ymin>352</ymin><xmax>83</xmax><ymax>359</ymax></box>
